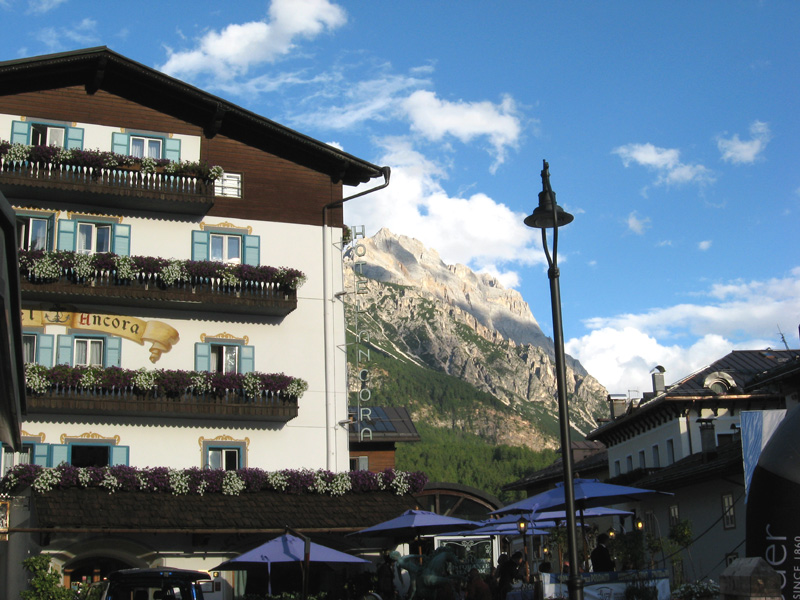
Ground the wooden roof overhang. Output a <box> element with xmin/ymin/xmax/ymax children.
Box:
<box><xmin>0</xmin><ymin>47</ymin><xmax>384</xmax><ymax>187</ymax></box>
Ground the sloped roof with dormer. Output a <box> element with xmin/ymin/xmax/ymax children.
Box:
<box><xmin>0</xmin><ymin>47</ymin><xmax>384</xmax><ymax>187</ymax></box>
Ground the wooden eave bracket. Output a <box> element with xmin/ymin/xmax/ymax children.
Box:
<box><xmin>84</xmin><ymin>55</ymin><xmax>107</xmax><ymax>95</ymax></box>
<box><xmin>204</xmin><ymin>102</ymin><xmax>227</xmax><ymax>139</ymax></box>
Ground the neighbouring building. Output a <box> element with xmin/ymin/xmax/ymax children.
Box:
<box><xmin>586</xmin><ymin>349</ymin><xmax>800</xmax><ymax>584</ymax></box>
<box><xmin>0</xmin><ymin>47</ymin><xmax>422</xmax><ymax>599</ymax></box>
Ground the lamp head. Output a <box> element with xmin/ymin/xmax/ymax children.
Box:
<box><xmin>524</xmin><ymin>160</ymin><xmax>574</xmax><ymax>230</ymax></box>
<box><xmin>517</xmin><ymin>516</ymin><xmax>528</xmax><ymax>534</ymax></box>
<box><xmin>635</xmin><ymin>519</ymin><xmax>644</xmax><ymax>531</ymax></box>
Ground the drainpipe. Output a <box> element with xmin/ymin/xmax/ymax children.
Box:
<box><xmin>321</xmin><ymin>167</ymin><xmax>391</xmax><ymax>470</ymax></box>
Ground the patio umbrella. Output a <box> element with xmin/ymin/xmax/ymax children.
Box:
<box><xmin>213</xmin><ymin>533</ymin><xmax>368</xmax><ymax>595</ymax></box>
<box><xmin>349</xmin><ymin>509</ymin><xmax>482</xmax><ymax>540</ymax></box>
<box><xmin>491</xmin><ymin>478</ymin><xmax>671</xmax><ymax>517</ymax></box>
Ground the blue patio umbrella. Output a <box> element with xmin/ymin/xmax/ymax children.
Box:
<box><xmin>213</xmin><ymin>533</ymin><xmax>368</xmax><ymax>595</ymax></box>
<box><xmin>349</xmin><ymin>509</ymin><xmax>482</xmax><ymax>540</ymax></box>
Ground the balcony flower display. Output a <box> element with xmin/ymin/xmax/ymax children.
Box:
<box><xmin>18</xmin><ymin>249</ymin><xmax>306</xmax><ymax>290</ymax></box>
<box><xmin>0</xmin><ymin>139</ymin><xmax>223</xmax><ymax>182</ymax></box>
<box><xmin>23</xmin><ymin>363</ymin><xmax>309</xmax><ymax>400</ymax></box>
<box><xmin>0</xmin><ymin>463</ymin><xmax>429</xmax><ymax>497</ymax></box>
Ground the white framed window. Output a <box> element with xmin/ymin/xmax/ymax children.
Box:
<box><xmin>214</xmin><ymin>172</ymin><xmax>242</xmax><ymax>198</ymax></box>
<box><xmin>210</xmin><ymin>234</ymin><xmax>241</xmax><ymax>264</ymax></box>
<box><xmin>70</xmin><ymin>444</ymin><xmax>111</xmax><ymax>468</ymax></box>
<box><xmin>74</xmin><ymin>337</ymin><xmax>104</xmax><ymax>367</ymax></box>
<box><xmin>626</xmin><ymin>455</ymin><xmax>633</xmax><ymax>472</ymax></box>
<box><xmin>350</xmin><ymin>456</ymin><xmax>369</xmax><ymax>471</ymax></box>
<box><xmin>614</xmin><ymin>460</ymin><xmax>621</xmax><ymax>476</ymax></box>
<box><xmin>668</xmin><ymin>504</ymin><xmax>680</xmax><ymax>527</ymax></box>
<box><xmin>666</xmin><ymin>439</ymin><xmax>675</xmax><ymax>465</ymax></box>
<box><xmin>208</xmin><ymin>448</ymin><xmax>241</xmax><ymax>471</ymax></box>
<box><xmin>31</xmin><ymin>123</ymin><xmax>65</xmax><ymax>147</ymax></box>
<box><xmin>130</xmin><ymin>136</ymin><xmax>162</xmax><ymax>159</ymax></box>
<box><xmin>652</xmin><ymin>445</ymin><xmax>661</xmax><ymax>468</ymax></box>
<box><xmin>2</xmin><ymin>444</ymin><xmax>32</xmax><ymax>477</ymax></box>
<box><xmin>77</xmin><ymin>223</ymin><xmax>111</xmax><ymax>255</ymax></box>
<box><xmin>22</xmin><ymin>334</ymin><xmax>36</xmax><ymax>364</ymax></box>
<box><xmin>722</xmin><ymin>493</ymin><xmax>735</xmax><ymax>529</ymax></box>
<box><xmin>638</xmin><ymin>450</ymin><xmax>646</xmax><ymax>469</ymax></box>
<box><xmin>211</xmin><ymin>344</ymin><xmax>238</xmax><ymax>374</ymax></box>
<box><xmin>17</xmin><ymin>216</ymin><xmax>49</xmax><ymax>251</ymax></box>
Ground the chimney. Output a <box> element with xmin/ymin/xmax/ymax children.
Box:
<box><xmin>651</xmin><ymin>365</ymin><xmax>666</xmax><ymax>395</ymax></box>
<box><xmin>607</xmin><ymin>394</ymin><xmax>628</xmax><ymax>419</ymax></box>
<box><xmin>697</xmin><ymin>418</ymin><xmax>717</xmax><ymax>460</ymax></box>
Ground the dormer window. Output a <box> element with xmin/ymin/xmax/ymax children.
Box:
<box><xmin>703</xmin><ymin>371</ymin><xmax>737</xmax><ymax>395</ymax></box>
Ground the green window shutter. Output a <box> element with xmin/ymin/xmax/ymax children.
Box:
<box><xmin>50</xmin><ymin>444</ymin><xmax>69</xmax><ymax>467</ymax></box>
<box><xmin>57</xmin><ymin>219</ymin><xmax>76</xmax><ymax>251</ymax></box>
<box><xmin>47</xmin><ymin>214</ymin><xmax>57</xmax><ymax>251</ymax></box>
<box><xmin>110</xmin><ymin>446</ymin><xmax>129</xmax><ymax>466</ymax></box>
<box><xmin>105</xmin><ymin>337</ymin><xmax>122</xmax><ymax>367</ymax></box>
<box><xmin>164</xmin><ymin>138</ymin><xmax>181</xmax><ymax>161</ymax></box>
<box><xmin>37</xmin><ymin>333</ymin><xmax>55</xmax><ymax>367</ymax></box>
<box><xmin>112</xmin><ymin>223</ymin><xmax>131</xmax><ymax>256</ymax></box>
<box><xmin>65</xmin><ymin>127</ymin><xmax>84</xmax><ymax>150</ymax></box>
<box><xmin>192</xmin><ymin>230</ymin><xmax>210</xmax><ymax>261</ymax></box>
<box><xmin>243</xmin><ymin>234</ymin><xmax>260</xmax><ymax>266</ymax></box>
<box><xmin>32</xmin><ymin>443</ymin><xmax>50</xmax><ymax>466</ymax></box>
<box><xmin>10</xmin><ymin>120</ymin><xmax>30</xmax><ymax>145</ymax></box>
<box><xmin>240</xmin><ymin>345</ymin><xmax>255</xmax><ymax>374</ymax></box>
<box><xmin>194</xmin><ymin>343</ymin><xmax>211</xmax><ymax>372</ymax></box>
<box><xmin>56</xmin><ymin>334</ymin><xmax>73</xmax><ymax>366</ymax></box>
<box><xmin>111</xmin><ymin>132</ymin><xmax>129</xmax><ymax>155</ymax></box>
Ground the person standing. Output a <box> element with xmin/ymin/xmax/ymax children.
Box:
<box><xmin>590</xmin><ymin>534</ymin><xmax>615</xmax><ymax>572</ymax></box>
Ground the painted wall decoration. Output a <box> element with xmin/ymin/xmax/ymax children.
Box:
<box><xmin>22</xmin><ymin>310</ymin><xmax>180</xmax><ymax>362</ymax></box>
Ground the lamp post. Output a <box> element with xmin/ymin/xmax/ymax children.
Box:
<box><xmin>524</xmin><ymin>160</ymin><xmax>583</xmax><ymax>600</ymax></box>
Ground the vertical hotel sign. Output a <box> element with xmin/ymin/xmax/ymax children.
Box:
<box><xmin>350</xmin><ymin>226</ymin><xmax>373</xmax><ymax>441</ymax></box>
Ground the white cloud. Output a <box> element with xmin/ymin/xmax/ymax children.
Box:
<box><xmin>26</xmin><ymin>0</ymin><xmax>66</xmax><ymax>13</ymax></box>
<box><xmin>35</xmin><ymin>18</ymin><xmax>97</xmax><ymax>50</ymax></box>
<box><xmin>344</xmin><ymin>136</ymin><xmax>542</xmax><ymax>286</ymax></box>
<box><xmin>626</xmin><ymin>211</ymin><xmax>650</xmax><ymax>235</ymax></box>
<box><xmin>613</xmin><ymin>142</ymin><xmax>715</xmax><ymax>186</ymax></box>
<box><xmin>717</xmin><ymin>120</ymin><xmax>771</xmax><ymax>164</ymax></box>
<box><xmin>402</xmin><ymin>90</ymin><xmax>523</xmax><ymax>173</ymax></box>
<box><xmin>698</xmin><ymin>240</ymin><xmax>712</xmax><ymax>251</ymax></box>
<box><xmin>567</xmin><ymin>268</ymin><xmax>800</xmax><ymax>392</ymax></box>
<box><xmin>159</xmin><ymin>0</ymin><xmax>346</xmax><ymax>79</ymax></box>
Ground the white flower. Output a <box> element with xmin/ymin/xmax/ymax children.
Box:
<box><xmin>30</xmin><ymin>252</ymin><xmax>62</xmax><ymax>280</ymax></box>
<box><xmin>24</xmin><ymin>363</ymin><xmax>50</xmax><ymax>395</ymax></box>
<box><xmin>32</xmin><ymin>468</ymin><xmax>61</xmax><ymax>493</ymax></box>
<box><xmin>222</xmin><ymin>471</ymin><xmax>245</xmax><ymax>496</ymax></box>
<box><xmin>132</xmin><ymin>368</ymin><xmax>157</xmax><ymax>391</ymax></box>
<box><xmin>169</xmin><ymin>469</ymin><xmax>190</xmax><ymax>495</ymax></box>
<box><xmin>243</xmin><ymin>372</ymin><xmax>263</xmax><ymax>398</ymax></box>
<box><xmin>160</xmin><ymin>259</ymin><xmax>188</xmax><ymax>286</ymax></box>
<box><xmin>329</xmin><ymin>472</ymin><xmax>352</xmax><ymax>496</ymax></box>
<box><xmin>78</xmin><ymin>468</ymin><xmax>92</xmax><ymax>488</ymax></box>
<box><xmin>6</xmin><ymin>143</ymin><xmax>31</xmax><ymax>163</ymax></box>
<box><xmin>268</xmin><ymin>471</ymin><xmax>288</xmax><ymax>491</ymax></box>
<box><xmin>114</xmin><ymin>255</ymin><xmax>140</xmax><ymax>281</ymax></box>
<box><xmin>100</xmin><ymin>471</ymin><xmax>121</xmax><ymax>494</ymax></box>
<box><xmin>285</xmin><ymin>379</ymin><xmax>308</xmax><ymax>398</ymax></box>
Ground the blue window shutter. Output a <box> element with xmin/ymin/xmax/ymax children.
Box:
<box><xmin>113</xmin><ymin>223</ymin><xmax>131</xmax><ymax>256</ymax></box>
<box><xmin>111</xmin><ymin>132</ymin><xmax>129</xmax><ymax>155</ymax></box>
<box><xmin>105</xmin><ymin>337</ymin><xmax>122</xmax><ymax>367</ymax></box>
<box><xmin>164</xmin><ymin>138</ymin><xmax>181</xmax><ymax>161</ymax></box>
<box><xmin>192</xmin><ymin>230</ymin><xmax>210</xmax><ymax>261</ymax></box>
<box><xmin>56</xmin><ymin>335</ymin><xmax>73</xmax><ymax>365</ymax></box>
<box><xmin>37</xmin><ymin>333</ymin><xmax>55</xmax><ymax>367</ymax></box>
<box><xmin>243</xmin><ymin>234</ymin><xmax>260</xmax><ymax>266</ymax></box>
<box><xmin>32</xmin><ymin>443</ymin><xmax>49</xmax><ymax>466</ymax></box>
<box><xmin>50</xmin><ymin>444</ymin><xmax>69</xmax><ymax>467</ymax></box>
<box><xmin>11</xmin><ymin>120</ymin><xmax>30</xmax><ymax>145</ymax></box>
<box><xmin>66</xmin><ymin>127</ymin><xmax>84</xmax><ymax>150</ymax></box>
<box><xmin>240</xmin><ymin>345</ymin><xmax>255</xmax><ymax>374</ymax></box>
<box><xmin>47</xmin><ymin>214</ymin><xmax>56</xmax><ymax>250</ymax></box>
<box><xmin>195</xmin><ymin>343</ymin><xmax>211</xmax><ymax>372</ymax></box>
<box><xmin>110</xmin><ymin>445</ymin><xmax>129</xmax><ymax>466</ymax></box>
<box><xmin>57</xmin><ymin>219</ymin><xmax>76</xmax><ymax>251</ymax></box>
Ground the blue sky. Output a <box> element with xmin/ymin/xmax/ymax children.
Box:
<box><xmin>2</xmin><ymin>0</ymin><xmax>799</xmax><ymax>394</ymax></box>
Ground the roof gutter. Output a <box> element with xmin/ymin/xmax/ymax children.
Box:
<box><xmin>321</xmin><ymin>168</ymin><xmax>391</xmax><ymax>471</ymax></box>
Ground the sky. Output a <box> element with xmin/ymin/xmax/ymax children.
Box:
<box><xmin>1</xmin><ymin>0</ymin><xmax>799</xmax><ymax>395</ymax></box>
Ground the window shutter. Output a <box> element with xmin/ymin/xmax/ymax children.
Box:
<box><xmin>50</xmin><ymin>444</ymin><xmax>69</xmax><ymax>467</ymax></box>
<box><xmin>32</xmin><ymin>443</ymin><xmax>50</xmax><ymax>467</ymax></box>
<box><xmin>192</xmin><ymin>230</ymin><xmax>210</xmax><ymax>261</ymax></box>
<box><xmin>105</xmin><ymin>336</ymin><xmax>122</xmax><ymax>367</ymax></box>
<box><xmin>112</xmin><ymin>223</ymin><xmax>131</xmax><ymax>256</ymax></box>
<box><xmin>37</xmin><ymin>333</ymin><xmax>55</xmax><ymax>367</ymax></box>
<box><xmin>47</xmin><ymin>213</ymin><xmax>57</xmax><ymax>250</ymax></box>
<box><xmin>10</xmin><ymin>120</ymin><xmax>30</xmax><ymax>145</ymax></box>
<box><xmin>57</xmin><ymin>219</ymin><xmax>76</xmax><ymax>252</ymax></box>
<box><xmin>243</xmin><ymin>234</ymin><xmax>260</xmax><ymax>266</ymax></box>
<box><xmin>66</xmin><ymin>127</ymin><xmax>84</xmax><ymax>150</ymax></box>
<box><xmin>110</xmin><ymin>446</ymin><xmax>129</xmax><ymax>466</ymax></box>
<box><xmin>240</xmin><ymin>345</ymin><xmax>255</xmax><ymax>374</ymax></box>
<box><xmin>111</xmin><ymin>132</ymin><xmax>129</xmax><ymax>155</ymax></box>
<box><xmin>164</xmin><ymin>138</ymin><xmax>181</xmax><ymax>161</ymax></box>
<box><xmin>194</xmin><ymin>343</ymin><xmax>211</xmax><ymax>372</ymax></box>
<box><xmin>56</xmin><ymin>335</ymin><xmax>74</xmax><ymax>365</ymax></box>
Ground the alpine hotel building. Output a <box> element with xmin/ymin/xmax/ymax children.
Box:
<box><xmin>0</xmin><ymin>47</ymin><xmax>410</xmax><ymax>598</ymax></box>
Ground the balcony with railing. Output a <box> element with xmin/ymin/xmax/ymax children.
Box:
<box><xmin>19</xmin><ymin>251</ymin><xmax>303</xmax><ymax>317</ymax></box>
<box><xmin>0</xmin><ymin>157</ymin><xmax>215</xmax><ymax>215</ymax></box>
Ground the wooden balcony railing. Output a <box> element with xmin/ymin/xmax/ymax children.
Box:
<box><xmin>26</xmin><ymin>386</ymin><xmax>299</xmax><ymax>422</ymax></box>
<box><xmin>21</xmin><ymin>269</ymin><xmax>298</xmax><ymax>317</ymax></box>
<box><xmin>0</xmin><ymin>159</ymin><xmax>215</xmax><ymax>215</ymax></box>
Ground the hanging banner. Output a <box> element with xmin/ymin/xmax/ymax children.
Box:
<box><xmin>22</xmin><ymin>310</ymin><xmax>180</xmax><ymax>363</ymax></box>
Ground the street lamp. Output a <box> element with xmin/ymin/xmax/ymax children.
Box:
<box><xmin>524</xmin><ymin>160</ymin><xmax>583</xmax><ymax>600</ymax></box>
